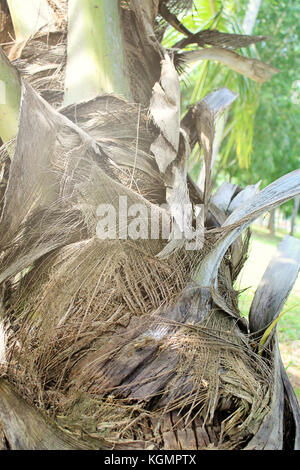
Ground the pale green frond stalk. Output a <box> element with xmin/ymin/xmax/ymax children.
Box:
<box><xmin>209</xmin><ymin>0</ymin><xmax>216</xmax><ymax>15</ymax></box>
<box><xmin>190</xmin><ymin>61</ymin><xmax>210</xmax><ymax>104</ymax></box>
<box><xmin>7</xmin><ymin>0</ymin><xmax>56</xmax><ymax>40</ymax></box>
<box><xmin>64</xmin><ymin>0</ymin><xmax>132</xmax><ymax>106</ymax></box>
<box><xmin>258</xmin><ymin>304</ymin><xmax>298</xmax><ymax>356</ymax></box>
<box><xmin>0</xmin><ymin>49</ymin><xmax>21</xmax><ymax>146</ymax></box>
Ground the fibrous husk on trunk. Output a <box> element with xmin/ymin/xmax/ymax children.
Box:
<box><xmin>11</xmin><ymin>31</ymin><xmax>67</xmax><ymax>109</ymax></box>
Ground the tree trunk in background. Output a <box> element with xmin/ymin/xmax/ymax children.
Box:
<box><xmin>290</xmin><ymin>196</ymin><xmax>300</xmax><ymax>236</ymax></box>
<box><xmin>268</xmin><ymin>209</ymin><xmax>276</xmax><ymax>236</ymax></box>
<box><xmin>243</xmin><ymin>0</ymin><xmax>262</xmax><ymax>34</ymax></box>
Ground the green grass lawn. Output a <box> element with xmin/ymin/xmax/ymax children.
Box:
<box><xmin>236</xmin><ymin>224</ymin><xmax>300</xmax><ymax>401</ymax></box>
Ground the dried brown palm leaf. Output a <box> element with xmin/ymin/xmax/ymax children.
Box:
<box><xmin>249</xmin><ymin>235</ymin><xmax>300</xmax><ymax>338</ymax></box>
<box><xmin>244</xmin><ymin>236</ymin><xmax>300</xmax><ymax>449</ymax></box>
<box><xmin>178</xmin><ymin>48</ymin><xmax>279</xmax><ymax>83</ymax></box>
<box><xmin>174</xmin><ymin>29</ymin><xmax>269</xmax><ymax>49</ymax></box>
<box><xmin>12</xmin><ymin>31</ymin><xmax>66</xmax><ymax>108</ymax></box>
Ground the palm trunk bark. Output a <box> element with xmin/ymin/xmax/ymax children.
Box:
<box><xmin>290</xmin><ymin>196</ymin><xmax>300</xmax><ymax>236</ymax></box>
<box><xmin>268</xmin><ymin>209</ymin><xmax>276</xmax><ymax>236</ymax></box>
<box><xmin>243</xmin><ymin>0</ymin><xmax>262</xmax><ymax>35</ymax></box>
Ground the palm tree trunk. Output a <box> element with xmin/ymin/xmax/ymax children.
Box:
<box><xmin>243</xmin><ymin>0</ymin><xmax>262</xmax><ymax>35</ymax></box>
<box><xmin>64</xmin><ymin>0</ymin><xmax>132</xmax><ymax>105</ymax></box>
<box><xmin>290</xmin><ymin>196</ymin><xmax>300</xmax><ymax>235</ymax></box>
<box><xmin>268</xmin><ymin>209</ymin><xmax>276</xmax><ymax>236</ymax></box>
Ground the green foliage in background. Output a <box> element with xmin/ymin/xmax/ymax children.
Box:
<box><xmin>162</xmin><ymin>0</ymin><xmax>299</xmax><ymax>217</ymax></box>
<box><xmin>162</xmin><ymin>0</ymin><xmax>262</xmax><ymax>175</ymax></box>
<box><xmin>223</xmin><ymin>0</ymin><xmax>300</xmax><ymax>192</ymax></box>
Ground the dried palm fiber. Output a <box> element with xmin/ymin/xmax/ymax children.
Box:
<box><xmin>0</xmin><ymin>0</ymin><xmax>14</xmax><ymax>53</ymax></box>
<box><xmin>11</xmin><ymin>30</ymin><xmax>66</xmax><ymax>109</ymax></box>
<box><xmin>46</xmin><ymin>0</ymin><xmax>67</xmax><ymax>31</ymax></box>
<box><xmin>59</xmin><ymin>95</ymin><xmax>167</xmax><ymax>205</ymax></box>
<box><xmin>173</xmin><ymin>29</ymin><xmax>269</xmax><ymax>50</ymax></box>
<box><xmin>5</xmin><ymin>276</ymin><xmax>271</xmax><ymax>450</ymax></box>
<box><xmin>5</xmin><ymin>304</ymin><xmax>271</xmax><ymax>450</ymax></box>
<box><xmin>59</xmin><ymin>94</ymin><xmax>207</xmax><ymax>210</ymax></box>
<box><xmin>61</xmin><ymin>95</ymin><xmax>156</xmax><ymax>154</ymax></box>
<box><xmin>1</xmin><ymin>83</ymin><xmax>200</xmax><ymax>374</ymax></box>
<box><xmin>0</xmin><ymin>142</ymin><xmax>11</xmax><ymax>214</ymax></box>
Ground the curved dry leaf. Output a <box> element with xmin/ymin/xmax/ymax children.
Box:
<box><xmin>249</xmin><ymin>235</ymin><xmax>300</xmax><ymax>335</ymax></box>
<box><xmin>194</xmin><ymin>170</ymin><xmax>300</xmax><ymax>316</ymax></box>
<box><xmin>210</xmin><ymin>182</ymin><xmax>239</xmax><ymax>213</ymax></box>
<box><xmin>150</xmin><ymin>53</ymin><xmax>180</xmax><ymax>172</ymax></box>
<box><xmin>182</xmin><ymin>88</ymin><xmax>237</xmax><ymax>208</ymax></box>
<box><xmin>180</xmin><ymin>48</ymin><xmax>279</xmax><ymax>83</ymax></box>
<box><xmin>182</xmin><ymin>88</ymin><xmax>238</xmax><ymax>150</ymax></box>
<box><xmin>227</xmin><ymin>181</ymin><xmax>261</xmax><ymax>213</ymax></box>
<box><xmin>245</xmin><ymin>338</ymin><xmax>284</xmax><ymax>450</ymax></box>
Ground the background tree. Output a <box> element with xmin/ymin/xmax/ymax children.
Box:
<box><xmin>220</xmin><ymin>0</ymin><xmax>300</xmax><ymax>233</ymax></box>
